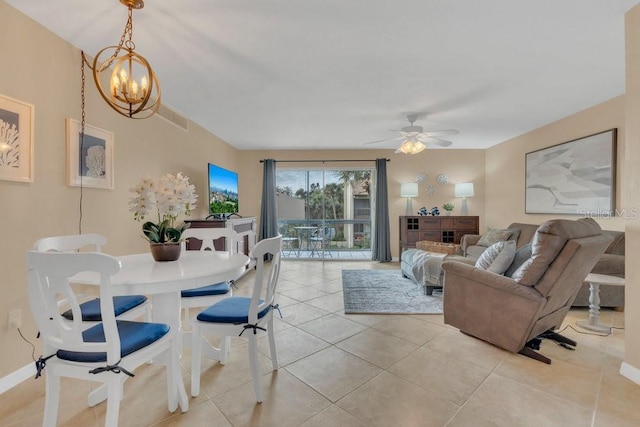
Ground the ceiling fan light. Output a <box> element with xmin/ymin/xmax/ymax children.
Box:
<box><xmin>399</xmin><ymin>140</ymin><xmax>426</xmax><ymax>154</ymax></box>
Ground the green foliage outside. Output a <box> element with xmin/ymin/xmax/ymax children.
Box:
<box><xmin>210</xmin><ymin>199</ymin><xmax>239</xmax><ymax>214</ymax></box>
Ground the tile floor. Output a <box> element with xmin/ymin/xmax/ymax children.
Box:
<box><xmin>2</xmin><ymin>260</ymin><xmax>638</xmax><ymax>427</ymax></box>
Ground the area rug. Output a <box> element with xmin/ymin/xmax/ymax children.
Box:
<box><xmin>342</xmin><ymin>269</ymin><xmax>443</xmax><ymax>314</ymax></box>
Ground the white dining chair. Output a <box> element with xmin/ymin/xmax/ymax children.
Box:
<box><xmin>26</xmin><ymin>250</ymin><xmax>181</xmax><ymax>427</ymax></box>
<box><xmin>180</xmin><ymin>228</ymin><xmax>238</xmax><ymax>350</ymax></box>
<box><xmin>191</xmin><ymin>235</ymin><xmax>282</xmax><ymax>403</ymax></box>
<box><xmin>34</xmin><ymin>234</ymin><xmax>151</xmax><ymax>324</ymax></box>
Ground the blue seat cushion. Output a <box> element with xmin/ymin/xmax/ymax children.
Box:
<box><xmin>197</xmin><ymin>297</ymin><xmax>271</xmax><ymax>324</ymax></box>
<box><xmin>56</xmin><ymin>320</ymin><xmax>170</xmax><ymax>363</ymax></box>
<box><xmin>181</xmin><ymin>282</ymin><xmax>230</xmax><ymax>298</ymax></box>
<box><xmin>61</xmin><ymin>295</ymin><xmax>148</xmax><ymax>321</ymax></box>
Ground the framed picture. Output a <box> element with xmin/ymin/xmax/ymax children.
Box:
<box><xmin>66</xmin><ymin>118</ymin><xmax>114</xmax><ymax>189</ymax></box>
<box><xmin>525</xmin><ymin>129</ymin><xmax>617</xmax><ymax>215</ymax></box>
<box><xmin>0</xmin><ymin>94</ymin><xmax>34</xmax><ymax>182</ymax></box>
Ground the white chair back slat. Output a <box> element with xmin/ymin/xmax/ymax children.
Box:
<box><xmin>34</xmin><ymin>233</ymin><xmax>107</xmax><ymax>253</ymax></box>
<box><xmin>248</xmin><ymin>235</ymin><xmax>282</xmax><ymax>324</ymax></box>
<box><xmin>26</xmin><ymin>251</ymin><xmax>121</xmax><ymax>361</ymax></box>
<box><xmin>182</xmin><ymin>228</ymin><xmax>237</xmax><ymax>254</ymax></box>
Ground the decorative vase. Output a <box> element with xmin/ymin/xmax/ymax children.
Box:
<box><xmin>149</xmin><ymin>242</ymin><xmax>181</xmax><ymax>262</ymax></box>
<box><xmin>446</xmin><ymin>211</ymin><xmax>452</xmax><ymax>216</ymax></box>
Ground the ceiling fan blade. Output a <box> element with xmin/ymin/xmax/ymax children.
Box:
<box><xmin>427</xmin><ymin>138</ymin><xmax>453</xmax><ymax>147</ymax></box>
<box><xmin>423</xmin><ymin>129</ymin><xmax>459</xmax><ymax>136</ymax></box>
<box><xmin>417</xmin><ymin>134</ymin><xmax>453</xmax><ymax>144</ymax></box>
<box><xmin>363</xmin><ymin>136</ymin><xmax>404</xmax><ymax>145</ymax></box>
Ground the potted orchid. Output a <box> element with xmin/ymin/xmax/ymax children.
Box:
<box><xmin>129</xmin><ymin>172</ymin><xmax>198</xmax><ymax>261</ymax></box>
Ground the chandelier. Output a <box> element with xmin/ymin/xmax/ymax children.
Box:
<box><xmin>397</xmin><ymin>136</ymin><xmax>426</xmax><ymax>154</ymax></box>
<box><xmin>91</xmin><ymin>0</ymin><xmax>160</xmax><ymax>119</ymax></box>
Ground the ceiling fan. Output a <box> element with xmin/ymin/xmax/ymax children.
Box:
<box><xmin>364</xmin><ymin>113</ymin><xmax>458</xmax><ymax>154</ymax></box>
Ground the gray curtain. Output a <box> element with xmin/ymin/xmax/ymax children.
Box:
<box><xmin>259</xmin><ymin>159</ymin><xmax>279</xmax><ymax>241</ymax></box>
<box><xmin>372</xmin><ymin>158</ymin><xmax>392</xmax><ymax>262</ymax></box>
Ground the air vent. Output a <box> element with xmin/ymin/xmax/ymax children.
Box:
<box><xmin>156</xmin><ymin>104</ymin><xmax>188</xmax><ymax>131</ymax></box>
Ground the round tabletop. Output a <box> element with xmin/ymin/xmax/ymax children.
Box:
<box><xmin>71</xmin><ymin>251</ymin><xmax>250</xmax><ymax>295</ymax></box>
<box><xmin>584</xmin><ymin>273</ymin><xmax>625</xmax><ymax>287</ymax></box>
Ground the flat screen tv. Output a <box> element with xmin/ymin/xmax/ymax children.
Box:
<box><xmin>208</xmin><ymin>163</ymin><xmax>239</xmax><ymax>219</ymax></box>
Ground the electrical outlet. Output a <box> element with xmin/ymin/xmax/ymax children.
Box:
<box><xmin>9</xmin><ymin>309</ymin><xmax>22</xmax><ymax>330</ymax></box>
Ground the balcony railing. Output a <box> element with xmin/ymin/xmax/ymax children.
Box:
<box><xmin>278</xmin><ymin>219</ymin><xmax>372</xmax><ymax>259</ymax></box>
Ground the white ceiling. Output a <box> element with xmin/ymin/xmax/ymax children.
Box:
<box><xmin>7</xmin><ymin>0</ymin><xmax>639</xmax><ymax>151</ymax></box>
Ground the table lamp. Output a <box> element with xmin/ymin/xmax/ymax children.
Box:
<box><xmin>455</xmin><ymin>182</ymin><xmax>474</xmax><ymax>215</ymax></box>
<box><xmin>400</xmin><ymin>182</ymin><xmax>419</xmax><ymax>215</ymax></box>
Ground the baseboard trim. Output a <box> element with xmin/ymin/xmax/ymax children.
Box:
<box><xmin>0</xmin><ymin>363</ymin><xmax>35</xmax><ymax>395</ymax></box>
<box><xmin>620</xmin><ymin>361</ymin><xmax>640</xmax><ymax>385</ymax></box>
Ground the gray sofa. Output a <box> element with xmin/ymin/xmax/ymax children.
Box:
<box><xmin>460</xmin><ymin>223</ymin><xmax>625</xmax><ymax>308</ymax></box>
<box><xmin>401</xmin><ymin>222</ymin><xmax>625</xmax><ymax>307</ymax></box>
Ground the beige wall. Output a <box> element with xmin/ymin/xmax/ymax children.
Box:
<box><xmin>486</xmin><ymin>96</ymin><xmax>626</xmax><ymax>232</ymax></box>
<box><xmin>237</xmin><ymin>149</ymin><xmax>486</xmax><ymax>256</ymax></box>
<box><xmin>0</xmin><ymin>2</ymin><xmax>238</xmax><ymax>376</ymax></box>
<box><xmin>624</xmin><ymin>5</ymin><xmax>640</xmax><ymax>378</ymax></box>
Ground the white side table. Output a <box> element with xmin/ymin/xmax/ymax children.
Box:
<box><xmin>576</xmin><ymin>273</ymin><xmax>625</xmax><ymax>333</ymax></box>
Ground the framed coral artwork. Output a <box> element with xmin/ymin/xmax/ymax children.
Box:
<box><xmin>0</xmin><ymin>94</ymin><xmax>34</xmax><ymax>182</ymax></box>
<box><xmin>66</xmin><ymin>118</ymin><xmax>114</xmax><ymax>189</ymax></box>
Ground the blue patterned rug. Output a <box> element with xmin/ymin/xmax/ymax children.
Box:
<box><xmin>342</xmin><ymin>269</ymin><xmax>443</xmax><ymax>314</ymax></box>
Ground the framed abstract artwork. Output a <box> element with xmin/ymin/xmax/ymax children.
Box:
<box><xmin>0</xmin><ymin>94</ymin><xmax>34</xmax><ymax>182</ymax></box>
<box><xmin>525</xmin><ymin>129</ymin><xmax>617</xmax><ymax>215</ymax></box>
<box><xmin>66</xmin><ymin>118</ymin><xmax>114</xmax><ymax>189</ymax></box>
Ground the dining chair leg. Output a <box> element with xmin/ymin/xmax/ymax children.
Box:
<box><xmin>191</xmin><ymin>323</ymin><xmax>202</xmax><ymax>397</ymax></box>
<box><xmin>219</xmin><ymin>336</ymin><xmax>230</xmax><ymax>365</ymax></box>
<box><xmin>267</xmin><ymin>318</ymin><xmax>278</xmax><ymax>370</ymax></box>
<box><xmin>105</xmin><ymin>377</ymin><xmax>123</xmax><ymax>427</ymax></box>
<box><xmin>144</xmin><ymin>303</ymin><xmax>153</xmax><ymax>322</ymax></box>
<box><xmin>44</xmin><ymin>374</ymin><xmax>60</xmax><ymax>427</ymax></box>
<box><xmin>248</xmin><ymin>334</ymin><xmax>263</xmax><ymax>403</ymax></box>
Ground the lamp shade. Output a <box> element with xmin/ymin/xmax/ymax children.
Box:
<box><xmin>400</xmin><ymin>182</ymin><xmax>419</xmax><ymax>198</ymax></box>
<box><xmin>454</xmin><ymin>182</ymin><xmax>475</xmax><ymax>198</ymax></box>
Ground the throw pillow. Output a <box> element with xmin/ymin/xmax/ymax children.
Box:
<box><xmin>505</xmin><ymin>243</ymin><xmax>533</xmax><ymax>277</ymax></box>
<box><xmin>505</xmin><ymin>228</ymin><xmax>521</xmax><ymax>244</ymax></box>
<box><xmin>477</xmin><ymin>228</ymin><xmax>513</xmax><ymax>247</ymax></box>
<box><xmin>475</xmin><ymin>241</ymin><xmax>517</xmax><ymax>274</ymax></box>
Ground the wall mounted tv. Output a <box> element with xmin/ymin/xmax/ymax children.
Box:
<box><xmin>208</xmin><ymin>163</ymin><xmax>239</xmax><ymax>219</ymax></box>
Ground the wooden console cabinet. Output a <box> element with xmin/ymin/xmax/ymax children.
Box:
<box><xmin>399</xmin><ymin>215</ymin><xmax>479</xmax><ymax>255</ymax></box>
<box><xmin>185</xmin><ymin>217</ymin><xmax>257</xmax><ymax>274</ymax></box>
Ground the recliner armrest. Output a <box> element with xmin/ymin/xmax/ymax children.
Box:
<box><xmin>460</xmin><ymin>234</ymin><xmax>481</xmax><ymax>255</ymax></box>
<box><xmin>442</xmin><ymin>261</ymin><xmax>543</xmax><ymax>302</ymax></box>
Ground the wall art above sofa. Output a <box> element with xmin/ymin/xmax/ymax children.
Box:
<box><xmin>525</xmin><ymin>129</ymin><xmax>617</xmax><ymax>215</ymax></box>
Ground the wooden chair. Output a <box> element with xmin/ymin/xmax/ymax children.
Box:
<box><xmin>26</xmin><ymin>250</ymin><xmax>181</xmax><ymax>427</ymax></box>
<box><xmin>33</xmin><ymin>234</ymin><xmax>151</xmax><ymax>324</ymax></box>
<box><xmin>191</xmin><ymin>235</ymin><xmax>282</xmax><ymax>402</ymax></box>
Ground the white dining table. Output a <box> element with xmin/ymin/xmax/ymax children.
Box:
<box><xmin>70</xmin><ymin>250</ymin><xmax>250</xmax><ymax>413</ymax></box>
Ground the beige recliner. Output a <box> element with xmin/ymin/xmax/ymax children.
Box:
<box><xmin>442</xmin><ymin>218</ymin><xmax>612</xmax><ymax>364</ymax></box>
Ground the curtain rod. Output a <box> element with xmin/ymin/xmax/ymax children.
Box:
<box><xmin>259</xmin><ymin>158</ymin><xmax>390</xmax><ymax>163</ymax></box>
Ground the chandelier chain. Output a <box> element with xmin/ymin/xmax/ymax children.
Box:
<box><xmin>112</xmin><ymin>7</ymin><xmax>135</xmax><ymax>61</ymax></box>
<box><xmin>78</xmin><ymin>52</ymin><xmax>87</xmax><ymax>234</ymax></box>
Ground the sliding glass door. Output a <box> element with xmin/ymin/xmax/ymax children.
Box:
<box><xmin>276</xmin><ymin>167</ymin><xmax>373</xmax><ymax>260</ymax></box>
